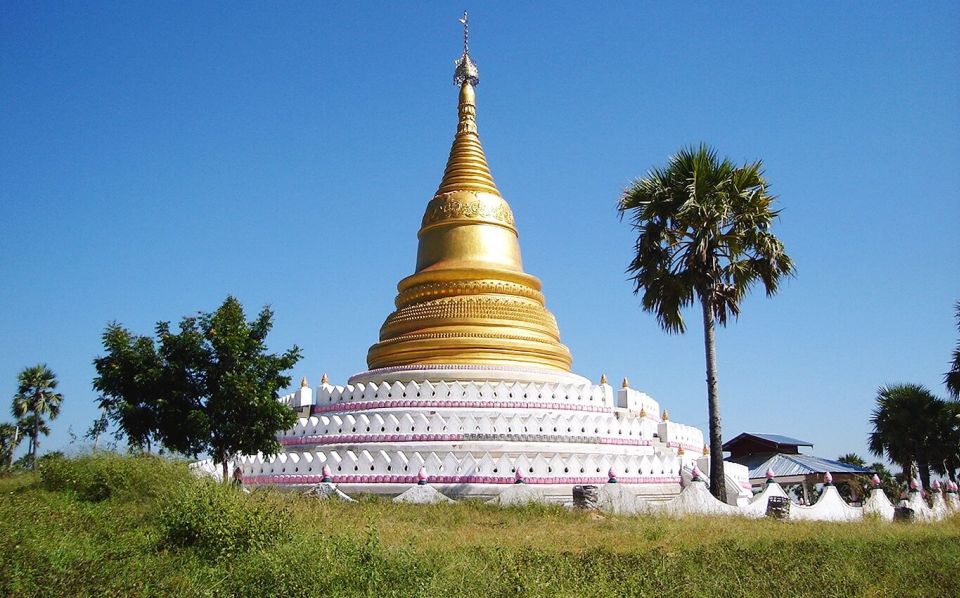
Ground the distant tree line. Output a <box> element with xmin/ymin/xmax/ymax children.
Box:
<box><xmin>868</xmin><ymin>303</ymin><xmax>960</xmax><ymax>488</ymax></box>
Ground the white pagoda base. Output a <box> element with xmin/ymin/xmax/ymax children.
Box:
<box><xmin>237</xmin><ymin>365</ymin><xmax>753</xmax><ymax>503</ymax></box>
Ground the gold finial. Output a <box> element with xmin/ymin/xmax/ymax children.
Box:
<box><xmin>639</xmin><ymin>407</ymin><xmax>647</xmax><ymax>418</ymax></box>
<box><xmin>662</xmin><ymin>409</ymin><xmax>669</xmax><ymax>421</ymax></box>
<box><xmin>621</xmin><ymin>377</ymin><xmax>630</xmax><ymax>389</ymax></box>
<box><xmin>320</xmin><ymin>373</ymin><xmax>329</xmax><ymax>385</ymax></box>
<box><xmin>599</xmin><ymin>373</ymin><xmax>608</xmax><ymax>385</ymax></box>
<box><xmin>677</xmin><ymin>445</ymin><xmax>685</xmax><ymax>456</ymax></box>
<box><xmin>300</xmin><ymin>376</ymin><xmax>309</xmax><ymax>388</ymax></box>
<box><xmin>702</xmin><ymin>444</ymin><xmax>710</xmax><ymax>456</ymax></box>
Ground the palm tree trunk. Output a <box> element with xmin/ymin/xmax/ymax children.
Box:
<box><xmin>702</xmin><ymin>297</ymin><xmax>726</xmax><ymax>502</ymax></box>
<box><xmin>918</xmin><ymin>460</ymin><xmax>931</xmax><ymax>490</ymax></box>
<box><xmin>221</xmin><ymin>452</ymin><xmax>229</xmax><ymax>485</ymax></box>
<box><xmin>31</xmin><ymin>416</ymin><xmax>40</xmax><ymax>468</ymax></box>
<box><xmin>10</xmin><ymin>426</ymin><xmax>19</xmax><ymax>469</ymax></box>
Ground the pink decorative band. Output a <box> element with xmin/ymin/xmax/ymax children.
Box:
<box><xmin>245</xmin><ymin>474</ymin><xmax>681</xmax><ymax>486</ymax></box>
<box><xmin>310</xmin><ymin>399</ymin><xmax>608</xmax><ymax>416</ymax></box>
<box><xmin>279</xmin><ymin>433</ymin><xmax>659</xmax><ymax>447</ymax></box>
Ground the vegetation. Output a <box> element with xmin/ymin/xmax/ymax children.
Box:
<box><xmin>835</xmin><ymin>453</ymin><xmax>902</xmax><ymax>503</ymax></box>
<box><xmin>618</xmin><ymin>144</ymin><xmax>795</xmax><ymax>500</ymax></box>
<box><xmin>93</xmin><ymin>296</ymin><xmax>301</xmax><ymax>480</ymax></box>
<box><xmin>947</xmin><ymin>301</ymin><xmax>960</xmax><ymax>399</ymax></box>
<box><xmin>11</xmin><ymin>364</ymin><xmax>63</xmax><ymax>469</ymax></box>
<box><xmin>0</xmin><ymin>423</ymin><xmax>21</xmax><ymax>470</ymax></box>
<box><xmin>1</xmin><ymin>454</ymin><xmax>958</xmax><ymax>597</ymax></box>
<box><xmin>869</xmin><ymin>384</ymin><xmax>959</xmax><ymax>487</ymax></box>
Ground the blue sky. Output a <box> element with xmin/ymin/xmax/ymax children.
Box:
<box><xmin>2</xmin><ymin>3</ymin><xmax>958</xmax><ymax>465</ymax></box>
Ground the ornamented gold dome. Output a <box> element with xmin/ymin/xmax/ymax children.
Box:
<box><xmin>366</xmin><ymin>41</ymin><xmax>572</xmax><ymax>373</ymax></box>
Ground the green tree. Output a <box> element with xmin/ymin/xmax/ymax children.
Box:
<box><xmin>85</xmin><ymin>406</ymin><xmax>109</xmax><ymax>451</ymax></box>
<box><xmin>836</xmin><ymin>453</ymin><xmax>870</xmax><ymax>503</ymax></box>
<box><xmin>618</xmin><ymin>144</ymin><xmax>795</xmax><ymax>500</ymax></box>
<box><xmin>868</xmin><ymin>384</ymin><xmax>946</xmax><ymax>489</ymax></box>
<box><xmin>946</xmin><ymin>301</ymin><xmax>960</xmax><ymax>399</ymax></box>
<box><xmin>869</xmin><ymin>461</ymin><xmax>902</xmax><ymax>502</ymax></box>
<box><xmin>11</xmin><ymin>364</ymin><xmax>63</xmax><ymax>469</ymax></box>
<box><xmin>0</xmin><ymin>423</ymin><xmax>22</xmax><ymax>470</ymax></box>
<box><xmin>931</xmin><ymin>400</ymin><xmax>960</xmax><ymax>483</ymax></box>
<box><xmin>93</xmin><ymin>296</ymin><xmax>301</xmax><ymax>481</ymax></box>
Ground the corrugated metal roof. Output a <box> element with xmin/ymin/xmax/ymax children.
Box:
<box><xmin>729</xmin><ymin>453</ymin><xmax>872</xmax><ymax>480</ymax></box>
<box><xmin>747</xmin><ymin>433</ymin><xmax>814</xmax><ymax>447</ymax></box>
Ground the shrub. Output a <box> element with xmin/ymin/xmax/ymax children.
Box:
<box><xmin>157</xmin><ymin>480</ymin><xmax>290</xmax><ymax>560</ymax></box>
<box><xmin>39</xmin><ymin>453</ymin><xmax>190</xmax><ymax>502</ymax></box>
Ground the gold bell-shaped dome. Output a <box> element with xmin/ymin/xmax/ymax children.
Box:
<box><xmin>366</xmin><ymin>43</ymin><xmax>572</xmax><ymax>373</ymax></box>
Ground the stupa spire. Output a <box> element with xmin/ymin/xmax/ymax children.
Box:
<box><xmin>436</xmin><ymin>12</ymin><xmax>498</xmax><ymax>197</ymax></box>
<box><xmin>365</xmin><ymin>15</ymin><xmax>572</xmax><ymax>374</ymax></box>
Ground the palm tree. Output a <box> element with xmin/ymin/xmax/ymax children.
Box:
<box><xmin>868</xmin><ymin>383</ymin><xmax>944</xmax><ymax>489</ymax></box>
<box><xmin>0</xmin><ymin>423</ymin><xmax>22</xmax><ymax>470</ymax></box>
<box><xmin>837</xmin><ymin>453</ymin><xmax>867</xmax><ymax>467</ymax></box>
<box><xmin>618</xmin><ymin>144</ymin><xmax>795</xmax><ymax>501</ymax></box>
<box><xmin>11</xmin><ymin>364</ymin><xmax>63</xmax><ymax>467</ymax></box>
<box><xmin>946</xmin><ymin>301</ymin><xmax>960</xmax><ymax>399</ymax></box>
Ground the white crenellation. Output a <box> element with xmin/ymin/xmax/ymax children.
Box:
<box><xmin>658</xmin><ymin>421</ymin><xmax>705</xmax><ymax>452</ymax></box>
<box><xmin>240</xmin><ymin>448</ymin><xmax>681</xmax><ymax>480</ymax></box>
<box><xmin>309</xmin><ymin>380</ymin><xmax>621</xmax><ymax>412</ymax></box>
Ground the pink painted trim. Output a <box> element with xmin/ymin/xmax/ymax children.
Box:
<box><xmin>280</xmin><ymin>433</ymin><xmax>660</xmax><ymax>447</ymax></box>
<box><xmin>245</xmin><ymin>473</ymin><xmax>681</xmax><ymax>486</ymax></box>
<box><xmin>666</xmin><ymin>440</ymin><xmax>706</xmax><ymax>453</ymax></box>
<box><xmin>310</xmin><ymin>399</ymin><xmax>608</xmax><ymax>415</ymax></box>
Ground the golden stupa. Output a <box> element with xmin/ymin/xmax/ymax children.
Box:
<box><xmin>366</xmin><ymin>36</ymin><xmax>572</xmax><ymax>373</ymax></box>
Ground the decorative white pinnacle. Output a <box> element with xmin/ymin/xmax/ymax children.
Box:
<box><xmin>824</xmin><ymin>471</ymin><xmax>833</xmax><ymax>485</ymax></box>
<box><xmin>607</xmin><ymin>467</ymin><xmax>617</xmax><ymax>482</ymax></box>
<box><xmin>417</xmin><ymin>466</ymin><xmax>428</xmax><ymax>485</ymax></box>
<box><xmin>766</xmin><ymin>468</ymin><xmax>775</xmax><ymax>481</ymax></box>
<box><xmin>321</xmin><ymin>464</ymin><xmax>332</xmax><ymax>481</ymax></box>
<box><xmin>872</xmin><ymin>474</ymin><xmax>881</xmax><ymax>488</ymax></box>
<box><xmin>691</xmin><ymin>465</ymin><xmax>703</xmax><ymax>481</ymax></box>
<box><xmin>453</xmin><ymin>11</ymin><xmax>479</xmax><ymax>86</ymax></box>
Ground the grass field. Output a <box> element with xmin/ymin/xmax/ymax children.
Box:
<box><xmin>1</xmin><ymin>454</ymin><xmax>958</xmax><ymax>597</ymax></box>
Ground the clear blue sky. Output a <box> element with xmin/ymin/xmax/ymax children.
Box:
<box><xmin>2</xmin><ymin>3</ymin><xmax>958</xmax><ymax>465</ymax></box>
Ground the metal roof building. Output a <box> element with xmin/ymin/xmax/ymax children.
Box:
<box><xmin>724</xmin><ymin>432</ymin><xmax>872</xmax><ymax>502</ymax></box>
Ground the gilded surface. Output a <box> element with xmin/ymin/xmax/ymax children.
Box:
<box><xmin>366</xmin><ymin>67</ymin><xmax>573</xmax><ymax>373</ymax></box>
<box><xmin>396</xmin><ymin>279</ymin><xmax>544</xmax><ymax>308</ymax></box>
<box><xmin>421</xmin><ymin>192</ymin><xmax>515</xmax><ymax>229</ymax></box>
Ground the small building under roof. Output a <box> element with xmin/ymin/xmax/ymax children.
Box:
<box><xmin>724</xmin><ymin>432</ymin><xmax>872</xmax><ymax>503</ymax></box>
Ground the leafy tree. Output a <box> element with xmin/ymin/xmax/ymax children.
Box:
<box><xmin>0</xmin><ymin>423</ymin><xmax>22</xmax><ymax>470</ymax></box>
<box><xmin>931</xmin><ymin>400</ymin><xmax>960</xmax><ymax>483</ymax></box>
<box><xmin>947</xmin><ymin>301</ymin><xmax>960</xmax><ymax>399</ymax></box>
<box><xmin>93</xmin><ymin>296</ymin><xmax>301</xmax><ymax>481</ymax></box>
<box><xmin>11</xmin><ymin>364</ymin><xmax>63</xmax><ymax>469</ymax></box>
<box><xmin>868</xmin><ymin>384</ymin><xmax>947</xmax><ymax>489</ymax></box>
<box><xmin>836</xmin><ymin>453</ymin><xmax>871</xmax><ymax>503</ymax></box>
<box><xmin>618</xmin><ymin>144</ymin><xmax>795</xmax><ymax>500</ymax></box>
<box><xmin>85</xmin><ymin>407</ymin><xmax>109</xmax><ymax>451</ymax></box>
<box><xmin>868</xmin><ymin>461</ymin><xmax>902</xmax><ymax>502</ymax></box>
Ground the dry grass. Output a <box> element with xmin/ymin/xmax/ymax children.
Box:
<box><xmin>2</xmin><ymin>455</ymin><xmax>959</xmax><ymax>597</ymax></box>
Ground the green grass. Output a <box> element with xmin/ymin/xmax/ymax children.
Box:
<box><xmin>1</xmin><ymin>454</ymin><xmax>958</xmax><ymax>597</ymax></box>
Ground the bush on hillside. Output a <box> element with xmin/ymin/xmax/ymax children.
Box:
<box><xmin>157</xmin><ymin>480</ymin><xmax>290</xmax><ymax>560</ymax></box>
<box><xmin>39</xmin><ymin>453</ymin><xmax>190</xmax><ymax>502</ymax></box>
